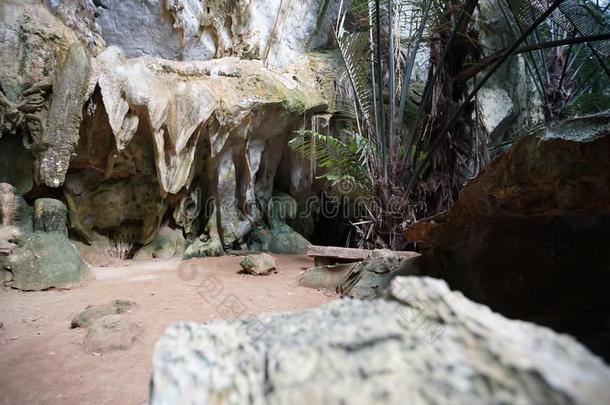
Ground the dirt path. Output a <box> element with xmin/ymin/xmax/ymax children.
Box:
<box><xmin>0</xmin><ymin>255</ymin><xmax>336</xmax><ymax>404</ymax></box>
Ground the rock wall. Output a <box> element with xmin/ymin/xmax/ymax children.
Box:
<box><xmin>473</xmin><ymin>0</ymin><xmax>545</xmax><ymax>153</ymax></box>
<box><xmin>404</xmin><ymin>114</ymin><xmax>610</xmax><ymax>360</ymax></box>
<box><xmin>0</xmin><ymin>0</ymin><xmax>342</xmax><ymax>261</ymax></box>
<box><xmin>48</xmin><ymin>0</ymin><xmax>341</xmax><ymax>68</ymax></box>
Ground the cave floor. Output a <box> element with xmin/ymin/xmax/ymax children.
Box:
<box><xmin>0</xmin><ymin>254</ymin><xmax>336</xmax><ymax>405</ymax></box>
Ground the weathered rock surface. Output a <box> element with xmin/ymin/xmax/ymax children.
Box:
<box><xmin>134</xmin><ymin>225</ymin><xmax>186</xmax><ymax>260</ymax></box>
<box><xmin>51</xmin><ymin>0</ymin><xmax>341</xmax><ymax>68</ymax></box>
<box><xmin>0</xmin><ymin>183</ymin><xmax>89</xmax><ymax>290</ymax></box>
<box><xmin>33</xmin><ymin>198</ymin><xmax>68</xmax><ymax>235</ymax></box>
<box><xmin>265</xmin><ymin>192</ymin><xmax>310</xmax><ymax>254</ymax></box>
<box><xmin>239</xmin><ymin>253</ymin><xmax>277</xmax><ymax>275</ymax></box>
<box><xmin>64</xmin><ymin>170</ymin><xmax>168</xmax><ymax>246</ymax></box>
<box><xmin>1</xmin><ymin>0</ymin><xmax>339</xmax><ymax>258</ymax></box>
<box><xmin>0</xmin><ymin>231</ymin><xmax>89</xmax><ymax>291</ymax></box>
<box><xmin>71</xmin><ymin>299</ymin><xmax>137</xmax><ymax>329</ymax></box>
<box><xmin>84</xmin><ymin>314</ymin><xmax>141</xmax><ymax>353</ymax></box>
<box><xmin>72</xmin><ymin>232</ymin><xmax>116</xmax><ymax>267</ymax></box>
<box><xmin>297</xmin><ymin>262</ymin><xmax>355</xmax><ymax>290</ymax></box>
<box><xmin>337</xmin><ymin>249</ymin><xmax>403</xmax><ymax>300</ymax></box>
<box><xmin>0</xmin><ymin>1</ymin><xmax>92</xmax><ymax>188</ymax></box>
<box><xmin>0</xmin><ymin>183</ymin><xmax>33</xmax><ymax>232</ymax></box>
<box><xmin>0</xmin><ymin>226</ymin><xmax>20</xmax><ymax>258</ymax></box>
<box><xmin>67</xmin><ymin>48</ymin><xmax>329</xmax><ymax>252</ymax></box>
<box><xmin>183</xmin><ymin>201</ymin><xmax>223</xmax><ymax>258</ymax></box>
<box><xmin>0</xmin><ymin>134</ymin><xmax>34</xmax><ymax>194</ymax></box>
<box><xmin>405</xmin><ymin>115</ymin><xmax>610</xmax><ymax>360</ymax></box>
<box><xmin>150</xmin><ymin>276</ymin><xmax>610</xmax><ymax>405</ymax></box>
<box><xmin>475</xmin><ymin>0</ymin><xmax>542</xmax><ymax>147</ymax></box>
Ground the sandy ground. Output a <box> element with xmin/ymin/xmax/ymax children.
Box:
<box><xmin>0</xmin><ymin>254</ymin><xmax>336</xmax><ymax>405</ymax></box>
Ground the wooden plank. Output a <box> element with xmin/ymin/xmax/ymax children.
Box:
<box><xmin>307</xmin><ymin>245</ymin><xmax>419</xmax><ymax>260</ymax></box>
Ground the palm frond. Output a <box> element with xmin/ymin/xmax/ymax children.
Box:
<box><xmin>289</xmin><ymin>129</ymin><xmax>372</xmax><ymax>193</ymax></box>
<box><xmin>334</xmin><ymin>2</ymin><xmax>376</xmax><ymax>131</ymax></box>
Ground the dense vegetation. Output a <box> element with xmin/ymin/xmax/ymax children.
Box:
<box><xmin>291</xmin><ymin>0</ymin><xmax>610</xmax><ymax>249</ymax></box>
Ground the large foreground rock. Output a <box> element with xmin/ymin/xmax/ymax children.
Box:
<box><xmin>150</xmin><ymin>276</ymin><xmax>610</xmax><ymax>405</ymax></box>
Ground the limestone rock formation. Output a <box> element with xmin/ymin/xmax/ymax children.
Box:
<box><xmin>64</xmin><ymin>170</ymin><xmax>168</xmax><ymax>246</ymax></box>
<box><xmin>50</xmin><ymin>0</ymin><xmax>341</xmax><ymax>68</ymax></box>
<box><xmin>150</xmin><ymin>276</ymin><xmax>610</xmax><ymax>404</ymax></box>
<box><xmin>0</xmin><ymin>1</ymin><xmax>92</xmax><ymax>189</ymax></box>
<box><xmin>405</xmin><ymin>114</ymin><xmax>610</xmax><ymax>360</ymax></box>
<box><xmin>474</xmin><ymin>0</ymin><xmax>543</xmax><ymax>147</ymax></box>
<box><xmin>183</xmin><ymin>201</ymin><xmax>224</xmax><ymax>258</ymax></box>
<box><xmin>1</xmin><ymin>0</ymin><xmax>340</xmax><ymax>258</ymax></box>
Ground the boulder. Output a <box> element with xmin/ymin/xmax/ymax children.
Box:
<box><xmin>404</xmin><ymin>116</ymin><xmax>610</xmax><ymax>360</ymax></box>
<box><xmin>268</xmin><ymin>226</ymin><xmax>310</xmax><ymax>254</ymax></box>
<box><xmin>1</xmin><ymin>232</ymin><xmax>89</xmax><ymax>291</ymax></box>
<box><xmin>184</xmin><ymin>203</ymin><xmax>223</xmax><ymax>259</ymax></box>
<box><xmin>64</xmin><ymin>170</ymin><xmax>167</xmax><ymax>245</ymax></box>
<box><xmin>134</xmin><ymin>225</ymin><xmax>186</xmax><ymax>260</ymax></box>
<box><xmin>337</xmin><ymin>250</ymin><xmax>403</xmax><ymax>300</ymax></box>
<box><xmin>71</xmin><ymin>300</ymin><xmax>136</xmax><ymax>328</ymax></box>
<box><xmin>0</xmin><ymin>183</ymin><xmax>33</xmax><ymax>232</ymax></box>
<box><xmin>239</xmin><ymin>253</ymin><xmax>277</xmax><ymax>276</ymax></box>
<box><xmin>248</xmin><ymin>226</ymin><xmax>272</xmax><ymax>252</ymax></box>
<box><xmin>0</xmin><ymin>226</ymin><xmax>20</xmax><ymax>257</ymax></box>
<box><xmin>266</xmin><ymin>192</ymin><xmax>311</xmax><ymax>254</ymax></box>
<box><xmin>84</xmin><ymin>314</ymin><xmax>141</xmax><ymax>353</ymax></box>
<box><xmin>33</xmin><ymin>198</ymin><xmax>68</xmax><ymax>235</ymax></box>
<box><xmin>72</xmin><ymin>232</ymin><xmax>116</xmax><ymax>267</ymax></box>
<box><xmin>150</xmin><ymin>276</ymin><xmax>610</xmax><ymax>405</ymax></box>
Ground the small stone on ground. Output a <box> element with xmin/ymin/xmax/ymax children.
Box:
<box><xmin>239</xmin><ymin>253</ymin><xmax>277</xmax><ymax>275</ymax></box>
<box><xmin>71</xmin><ymin>299</ymin><xmax>136</xmax><ymax>328</ymax></box>
<box><xmin>84</xmin><ymin>314</ymin><xmax>141</xmax><ymax>353</ymax></box>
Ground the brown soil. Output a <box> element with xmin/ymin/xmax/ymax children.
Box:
<box><xmin>0</xmin><ymin>254</ymin><xmax>336</xmax><ymax>404</ymax></box>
